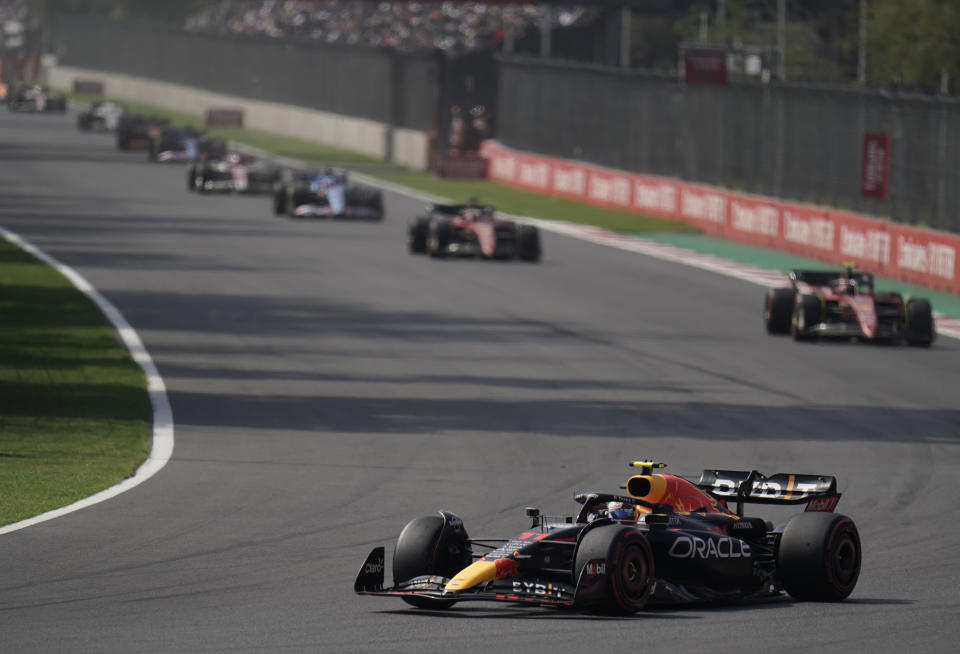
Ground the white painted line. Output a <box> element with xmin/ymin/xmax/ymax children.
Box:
<box><xmin>0</xmin><ymin>227</ymin><xmax>174</xmax><ymax>535</ymax></box>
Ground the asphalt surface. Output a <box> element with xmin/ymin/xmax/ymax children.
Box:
<box><xmin>1</xmin><ymin>109</ymin><xmax>959</xmax><ymax>653</ymax></box>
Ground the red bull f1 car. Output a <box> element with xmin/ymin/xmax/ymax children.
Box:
<box><xmin>407</xmin><ymin>203</ymin><xmax>541</xmax><ymax>261</ymax></box>
<box><xmin>354</xmin><ymin>461</ymin><xmax>861</xmax><ymax>614</ymax></box>
<box><xmin>764</xmin><ymin>266</ymin><xmax>934</xmax><ymax>346</ymax></box>
<box><xmin>272</xmin><ymin>169</ymin><xmax>383</xmax><ymax>220</ymax></box>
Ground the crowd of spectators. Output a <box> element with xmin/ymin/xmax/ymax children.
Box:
<box><xmin>0</xmin><ymin>0</ymin><xmax>28</xmax><ymax>23</ymax></box>
<box><xmin>185</xmin><ymin>1</ymin><xmax>595</xmax><ymax>54</ymax></box>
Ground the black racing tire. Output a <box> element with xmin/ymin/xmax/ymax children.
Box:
<box><xmin>428</xmin><ymin>220</ymin><xmax>452</xmax><ymax>259</ymax></box>
<box><xmin>408</xmin><ymin>217</ymin><xmax>430</xmax><ymax>253</ymax></box>
<box><xmin>792</xmin><ymin>294</ymin><xmax>821</xmax><ymax>341</ymax></box>
<box><xmin>273</xmin><ymin>186</ymin><xmax>289</xmax><ymax>216</ymax></box>
<box><xmin>778</xmin><ymin>512</ymin><xmax>861</xmax><ymax>601</ymax></box>
<box><xmin>765</xmin><ymin>287</ymin><xmax>795</xmax><ymax>334</ymax></box>
<box><xmin>393</xmin><ymin>515</ymin><xmax>469</xmax><ymax>610</ymax></box>
<box><xmin>574</xmin><ymin>525</ymin><xmax>654</xmax><ymax>615</ymax></box>
<box><xmin>516</xmin><ymin>225</ymin><xmax>541</xmax><ymax>262</ymax></box>
<box><xmin>905</xmin><ymin>298</ymin><xmax>935</xmax><ymax>347</ymax></box>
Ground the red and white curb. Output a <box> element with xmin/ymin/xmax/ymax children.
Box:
<box><xmin>0</xmin><ymin>227</ymin><xmax>174</xmax><ymax>535</ymax></box>
<box><xmin>515</xmin><ymin>215</ymin><xmax>960</xmax><ymax>342</ymax></box>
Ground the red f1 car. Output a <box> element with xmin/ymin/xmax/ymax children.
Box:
<box><xmin>355</xmin><ymin>461</ymin><xmax>861</xmax><ymax>614</ymax></box>
<box><xmin>407</xmin><ymin>203</ymin><xmax>541</xmax><ymax>261</ymax></box>
<box><xmin>764</xmin><ymin>266</ymin><xmax>935</xmax><ymax>346</ymax></box>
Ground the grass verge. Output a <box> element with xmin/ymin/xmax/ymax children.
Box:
<box><xmin>71</xmin><ymin>92</ymin><xmax>698</xmax><ymax>234</ymax></box>
<box><xmin>0</xmin><ymin>238</ymin><xmax>151</xmax><ymax>527</ymax></box>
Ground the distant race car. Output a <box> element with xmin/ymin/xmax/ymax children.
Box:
<box><xmin>188</xmin><ymin>148</ymin><xmax>281</xmax><ymax>194</ymax></box>
<box><xmin>355</xmin><ymin>461</ymin><xmax>861</xmax><ymax>614</ymax></box>
<box><xmin>148</xmin><ymin>126</ymin><xmax>211</xmax><ymax>163</ymax></box>
<box><xmin>77</xmin><ymin>101</ymin><xmax>125</xmax><ymax>132</ymax></box>
<box><xmin>116</xmin><ymin>113</ymin><xmax>169</xmax><ymax>151</ymax></box>
<box><xmin>407</xmin><ymin>203</ymin><xmax>541</xmax><ymax>261</ymax></box>
<box><xmin>764</xmin><ymin>265</ymin><xmax>935</xmax><ymax>346</ymax></box>
<box><xmin>272</xmin><ymin>169</ymin><xmax>383</xmax><ymax>219</ymax></box>
<box><xmin>7</xmin><ymin>85</ymin><xmax>67</xmax><ymax>113</ymax></box>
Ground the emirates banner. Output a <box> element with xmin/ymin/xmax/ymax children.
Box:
<box><xmin>481</xmin><ymin>140</ymin><xmax>960</xmax><ymax>293</ymax></box>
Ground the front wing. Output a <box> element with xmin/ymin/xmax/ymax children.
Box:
<box><xmin>355</xmin><ymin>547</ymin><xmax>577</xmax><ymax>608</ymax></box>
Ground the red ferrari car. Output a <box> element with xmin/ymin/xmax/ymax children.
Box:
<box><xmin>764</xmin><ymin>266</ymin><xmax>934</xmax><ymax>346</ymax></box>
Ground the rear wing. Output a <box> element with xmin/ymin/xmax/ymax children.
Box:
<box><xmin>696</xmin><ymin>469</ymin><xmax>841</xmax><ymax>514</ymax></box>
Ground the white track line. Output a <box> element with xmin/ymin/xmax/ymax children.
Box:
<box><xmin>0</xmin><ymin>227</ymin><xmax>174</xmax><ymax>535</ymax></box>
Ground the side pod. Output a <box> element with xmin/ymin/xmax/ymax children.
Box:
<box><xmin>354</xmin><ymin>547</ymin><xmax>386</xmax><ymax>593</ymax></box>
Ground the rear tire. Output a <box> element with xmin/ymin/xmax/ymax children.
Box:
<box><xmin>778</xmin><ymin>513</ymin><xmax>861</xmax><ymax>601</ymax></box>
<box><xmin>393</xmin><ymin>515</ymin><xmax>470</xmax><ymax>609</ymax></box>
<box><xmin>516</xmin><ymin>225</ymin><xmax>541</xmax><ymax>262</ymax></box>
<box><xmin>765</xmin><ymin>287</ymin><xmax>795</xmax><ymax>334</ymax></box>
<box><xmin>905</xmin><ymin>298</ymin><xmax>935</xmax><ymax>347</ymax></box>
<box><xmin>574</xmin><ymin>525</ymin><xmax>654</xmax><ymax>615</ymax></box>
<box><xmin>273</xmin><ymin>186</ymin><xmax>289</xmax><ymax>216</ymax></box>
<box><xmin>792</xmin><ymin>294</ymin><xmax>820</xmax><ymax>341</ymax></box>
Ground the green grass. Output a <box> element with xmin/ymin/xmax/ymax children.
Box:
<box><xmin>0</xmin><ymin>239</ymin><xmax>151</xmax><ymax>527</ymax></box>
<box><xmin>70</xmin><ymin>91</ymin><xmax>697</xmax><ymax>234</ymax></box>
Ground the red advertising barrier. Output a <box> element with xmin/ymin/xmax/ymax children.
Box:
<box><xmin>481</xmin><ymin>141</ymin><xmax>960</xmax><ymax>294</ymax></box>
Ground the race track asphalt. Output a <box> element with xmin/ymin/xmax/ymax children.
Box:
<box><xmin>1</xmin><ymin>109</ymin><xmax>958</xmax><ymax>653</ymax></box>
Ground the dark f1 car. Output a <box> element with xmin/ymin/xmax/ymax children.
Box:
<box><xmin>7</xmin><ymin>85</ymin><xmax>67</xmax><ymax>113</ymax></box>
<box><xmin>764</xmin><ymin>265</ymin><xmax>935</xmax><ymax>346</ymax></box>
<box><xmin>188</xmin><ymin>148</ymin><xmax>281</xmax><ymax>194</ymax></box>
<box><xmin>408</xmin><ymin>203</ymin><xmax>541</xmax><ymax>261</ymax></box>
<box><xmin>148</xmin><ymin>126</ymin><xmax>210</xmax><ymax>163</ymax></box>
<box><xmin>355</xmin><ymin>461</ymin><xmax>861</xmax><ymax>614</ymax></box>
<box><xmin>77</xmin><ymin>101</ymin><xmax>125</xmax><ymax>132</ymax></box>
<box><xmin>116</xmin><ymin>113</ymin><xmax>170</xmax><ymax>151</ymax></box>
<box><xmin>273</xmin><ymin>169</ymin><xmax>383</xmax><ymax>220</ymax></box>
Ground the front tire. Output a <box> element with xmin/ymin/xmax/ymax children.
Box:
<box><xmin>778</xmin><ymin>512</ymin><xmax>861</xmax><ymax>601</ymax></box>
<box><xmin>574</xmin><ymin>525</ymin><xmax>654</xmax><ymax>615</ymax></box>
<box><xmin>765</xmin><ymin>287</ymin><xmax>795</xmax><ymax>334</ymax></box>
<box><xmin>792</xmin><ymin>294</ymin><xmax>820</xmax><ymax>341</ymax></box>
<box><xmin>393</xmin><ymin>515</ymin><xmax>471</xmax><ymax>609</ymax></box>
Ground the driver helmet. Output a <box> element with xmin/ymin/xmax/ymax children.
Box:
<box><xmin>606</xmin><ymin>501</ymin><xmax>636</xmax><ymax>522</ymax></box>
<box><xmin>833</xmin><ymin>277</ymin><xmax>857</xmax><ymax>295</ymax></box>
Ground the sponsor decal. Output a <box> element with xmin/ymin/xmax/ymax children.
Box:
<box><xmin>583</xmin><ymin>560</ymin><xmax>606</xmax><ymax>577</ymax></box>
<box><xmin>897</xmin><ymin>236</ymin><xmax>956</xmax><ymax>280</ymax></box>
<box><xmin>553</xmin><ymin>166</ymin><xmax>587</xmax><ymax>196</ymax></box>
<box><xmin>518</xmin><ymin>161</ymin><xmax>550</xmax><ymax>189</ymax></box>
<box><xmin>634</xmin><ymin>180</ymin><xmax>678</xmax><ymax>214</ymax></box>
<box><xmin>840</xmin><ymin>225</ymin><xmax>891</xmax><ymax>265</ymax></box>
<box><xmin>783</xmin><ymin>210</ymin><xmax>835</xmax><ymax>250</ymax></box>
<box><xmin>511</xmin><ymin>581</ymin><xmax>553</xmax><ymax>596</ymax></box>
<box><xmin>681</xmin><ymin>189</ymin><xmax>726</xmax><ymax>224</ymax></box>
<box><xmin>805</xmin><ymin>496</ymin><xmax>840</xmax><ymax>512</ymax></box>
<box><xmin>490</xmin><ymin>154</ymin><xmax>516</xmax><ymax>182</ymax></box>
<box><xmin>364</xmin><ymin>561</ymin><xmax>384</xmax><ymax>574</ymax></box>
<box><xmin>589</xmin><ymin>173</ymin><xmax>631</xmax><ymax>207</ymax></box>
<box><xmin>668</xmin><ymin>535</ymin><xmax>751</xmax><ymax>559</ymax></box>
<box><xmin>730</xmin><ymin>200</ymin><xmax>779</xmax><ymax>237</ymax></box>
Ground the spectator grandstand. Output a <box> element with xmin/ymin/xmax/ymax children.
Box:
<box><xmin>184</xmin><ymin>1</ymin><xmax>595</xmax><ymax>54</ymax></box>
